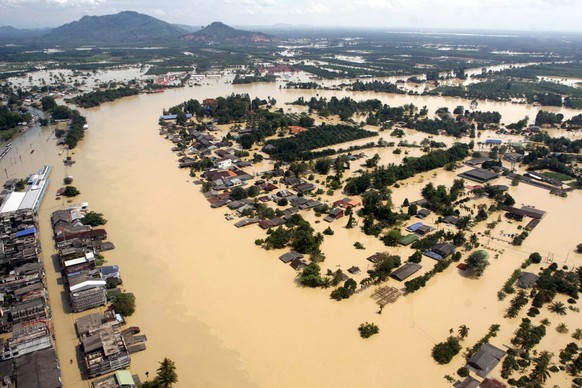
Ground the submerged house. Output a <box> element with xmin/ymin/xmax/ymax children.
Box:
<box><xmin>467</xmin><ymin>343</ymin><xmax>506</xmax><ymax>377</ymax></box>
<box><xmin>458</xmin><ymin>168</ymin><xmax>499</xmax><ymax>183</ymax></box>
<box><xmin>424</xmin><ymin>243</ymin><xmax>456</xmax><ymax>261</ymax></box>
<box><xmin>324</xmin><ymin>208</ymin><xmax>344</xmax><ymax>223</ymax></box>
<box><xmin>517</xmin><ymin>272</ymin><xmax>539</xmax><ymax>288</ymax></box>
<box><xmin>390</xmin><ymin>263</ymin><xmax>421</xmax><ymax>281</ymax></box>
<box><xmin>279</xmin><ymin>251</ymin><xmax>304</xmax><ymax>264</ymax></box>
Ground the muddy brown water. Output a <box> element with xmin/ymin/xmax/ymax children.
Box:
<box><xmin>2</xmin><ymin>80</ymin><xmax>581</xmax><ymax>387</ymax></box>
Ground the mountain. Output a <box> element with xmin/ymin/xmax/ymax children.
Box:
<box><xmin>183</xmin><ymin>22</ymin><xmax>275</xmax><ymax>43</ymax></box>
<box><xmin>173</xmin><ymin>24</ymin><xmax>202</xmax><ymax>33</ymax></box>
<box><xmin>0</xmin><ymin>26</ymin><xmax>51</xmax><ymax>41</ymax></box>
<box><xmin>42</xmin><ymin>11</ymin><xmax>187</xmax><ymax>45</ymax></box>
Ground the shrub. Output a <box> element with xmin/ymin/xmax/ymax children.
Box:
<box><xmin>323</xmin><ymin>227</ymin><xmax>334</xmax><ymax>235</ymax></box>
<box><xmin>457</xmin><ymin>367</ymin><xmax>469</xmax><ymax>377</ymax></box>
<box><xmin>63</xmin><ymin>186</ymin><xmax>81</xmax><ymax>197</ymax></box>
<box><xmin>358</xmin><ymin>322</ymin><xmax>379</xmax><ymax>338</ymax></box>
<box><xmin>432</xmin><ymin>336</ymin><xmax>461</xmax><ymax>364</ymax></box>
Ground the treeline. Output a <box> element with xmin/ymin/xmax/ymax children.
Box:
<box><xmin>285</xmin><ymin>81</ymin><xmax>320</xmax><ymax>89</ymax></box>
<box><xmin>529</xmin><ymin>132</ymin><xmax>582</xmax><ymax>153</ymax></box>
<box><xmin>413</xmin><ymin>118</ymin><xmax>469</xmax><ymax>137</ymax></box>
<box><xmin>0</xmin><ymin>105</ymin><xmax>31</xmax><ymax>131</ymax></box>
<box><xmin>292</xmin><ymin>96</ymin><xmax>383</xmax><ymax>121</ymax></box>
<box><xmin>264</xmin><ymin>124</ymin><xmax>377</xmax><ymax>162</ymax></box>
<box><xmin>350</xmin><ymin>80</ymin><xmax>406</xmax><ymax>94</ymax></box>
<box><xmin>232</xmin><ymin>74</ymin><xmax>276</xmax><ymax>84</ymax></box>
<box><xmin>427</xmin><ymin>78</ymin><xmax>582</xmax><ymax>106</ymax></box>
<box><xmin>65</xmin><ymin>111</ymin><xmax>88</xmax><ymax>148</ymax></box>
<box><xmin>344</xmin><ymin>143</ymin><xmax>470</xmax><ymax>195</ymax></box>
<box><xmin>68</xmin><ymin>87</ymin><xmax>140</xmax><ymax>108</ymax></box>
<box><xmin>535</xmin><ymin>110</ymin><xmax>563</xmax><ymax>126</ymax></box>
<box><xmin>39</xmin><ymin>96</ymin><xmax>87</xmax><ymax>148</ymax></box>
<box><xmin>468</xmin><ymin>111</ymin><xmax>501</xmax><ymax>124</ymax></box>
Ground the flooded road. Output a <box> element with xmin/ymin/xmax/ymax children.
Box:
<box><xmin>2</xmin><ymin>78</ymin><xmax>582</xmax><ymax>387</ymax></box>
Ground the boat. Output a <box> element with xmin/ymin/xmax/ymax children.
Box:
<box><xmin>30</xmin><ymin>149</ymin><xmax>35</xmax><ymax>154</ymax></box>
<box><xmin>5</xmin><ymin>143</ymin><xmax>11</xmax><ymax>148</ymax></box>
<box><xmin>59</xmin><ymin>150</ymin><xmax>63</xmax><ymax>155</ymax></box>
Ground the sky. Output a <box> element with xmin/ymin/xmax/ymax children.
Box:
<box><xmin>1</xmin><ymin>0</ymin><xmax>581</xmax><ymax>32</ymax></box>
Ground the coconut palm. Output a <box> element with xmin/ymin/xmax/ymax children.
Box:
<box><xmin>572</xmin><ymin>328</ymin><xmax>582</xmax><ymax>341</ymax></box>
<box><xmin>556</xmin><ymin>323</ymin><xmax>569</xmax><ymax>334</ymax></box>
<box><xmin>458</xmin><ymin>325</ymin><xmax>470</xmax><ymax>340</ymax></box>
<box><xmin>540</xmin><ymin>318</ymin><xmax>551</xmax><ymax>327</ymax></box>
<box><xmin>548</xmin><ymin>301</ymin><xmax>567</xmax><ymax>315</ymax></box>
<box><xmin>156</xmin><ymin>358</ymin><xmax>178</xmax><ymax>388</ymax></box>
<box><xmin>529</xmin><ymin>351</ymin><xmax>552</xmax><ymax>383</ymax></box>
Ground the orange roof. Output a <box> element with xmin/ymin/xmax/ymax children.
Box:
<box><xmin>289</xmin><ymin>126</ymin><xmax>308</xmax><ymax>134</ymax></box>
<box><xmin>227</xmin><ymin>170</ymin><xmax>237</xmax><ymax>177</ymax></box>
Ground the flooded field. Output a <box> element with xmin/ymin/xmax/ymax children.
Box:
<box><xmin>2</xmin><ymin>77</ymin><xmax>582</xmax><ymax>387</ymax></box>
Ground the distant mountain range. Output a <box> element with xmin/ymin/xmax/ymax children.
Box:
<box><xmin>0</xmin><ymin>26</ymin><xmax>51</xmax><ymax>40</ymax></box>
<box><xmin>42</xmin><ymin>11</ymin><xmax>187</xmax><ymax>45</ymax></box>
<box><xmin>0</xmin><ymin>12</ymin><xmax>275</xmax><ymax>46</ymax></box>
<box><xmin>183</xmin><ymin>21</ymin><xmax>276</xmax><ymax>43</ymax></box>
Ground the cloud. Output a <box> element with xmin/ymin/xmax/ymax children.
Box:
<box><xmin>0</xmin><ymin>0</ymin><xmax>105</xmax><ymax>6</ymax></box>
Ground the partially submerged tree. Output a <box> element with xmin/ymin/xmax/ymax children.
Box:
<box><xmin>465</xmin><ymin>250</ymin><xmax>490</xmax><ymax>277</ymax></box>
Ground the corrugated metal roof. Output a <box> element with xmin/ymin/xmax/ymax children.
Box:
<box><xmin>15</xmin><ymin>227</ymin><xmax>36</xmax><ymax>238</ymax></box>
<box><xmin>0</xmin><ymin>191</ymin><xmax>26</xmax><ymax>213</ymax></box>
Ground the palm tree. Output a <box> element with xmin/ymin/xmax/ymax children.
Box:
<box><xmin>530</xmin><ymin>351</ymin><xmax>552</xmax><ymax>383</ymax></box>
<box><xmin>156</xmin><ymin>358</ymin><xmax>178</xmax><ymax>388</ymax></box>
<box><xmin>540</xmin><ymin>318</ymin><xmax>551</xmax><ymax>327</ymax></box>
<box><xmin>548</xmin><ymin>301</ymin><xmax>567</xmax><ymax>315</ymax></box>
<box><xmin>556</xmin><ymin>323</ymin><xmax>569</xmax><ymax>334</ymax></box>
<box><xmin>458</xmin><ymin>325</ymin><xmax>470</xmax><ymax>340</ymax></box>
<box><xmin>572</xmin><ymin>328</ymin><xmax>582</xmax><ymax>341</ymax></box>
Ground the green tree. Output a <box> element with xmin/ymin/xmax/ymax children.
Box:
<box><xmin>40</xmin><ymin>96</ymin><xmax>57</xmax><ymax>111</ymax></box>
<box><xmin>548</xmin><ymin>301</ymin><xmax>567</xmax><ymax>315</ymax></box>
<box><xmin>63</xmin><ymin>186</ymin><xmax>81</xmax><ymax>197</ymax></box>
<box><xmin>156</xmin><ymin>358</ymin><xmax>178</xmax><ymax>387</ymax></box>
<box><xmin>466</xmin><ymin>250</ymin><xmax>490</xmax><ymax>277</ymax></box>
<box><xmin>230</xmin><ymin>186</ymin><xmax>247</xmax><ymax>200</ymax></box>
<box><xmin>314</xmin><ymin>158</ymin><xmax>333</xmax><ymax>174</ymax></box>
<box><xmin>299</xmin><ymin>263</ymin><xmax>323</xmax><ymax>287</ymax></box>
<box><xmin>80</xmin><ymin>211</ymin><xmax>107</xmax><ymax>227</ymax></box>
<box><xmin>112</xmin><ymin>293</ymin><xmax>136</xmax><ymax>316</ymax></box>
<box><xmin>358</xmin><ymin>322</ymin><xmax>379</xmax><ymax>338</ymax></box>
<box><xmin>458</xmin><ymin>325</ymin><xmax>470</xmax><ymax>340</ymax></box>
<box><xmin>432</xmin><ymin>336</ymin><xmax>461</xmax><ymax>364</ymax></box>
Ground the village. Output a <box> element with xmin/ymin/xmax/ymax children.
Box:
<box><xmin>155</xmin><ymin>93</ymin><xmax>582</xmax><ymax>387</ymax></box>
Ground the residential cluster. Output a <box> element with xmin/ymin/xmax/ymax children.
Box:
<box><xmin>0</xmin><ymin>168</ymin><xmax>61</xmax><ymax>387</ymax></box>
<box><xmin>50</xmin><ymin>204</ymin><xmax>146</xmax><ymax>383</ymax></box>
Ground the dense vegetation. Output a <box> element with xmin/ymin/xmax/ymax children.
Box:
<box><xmin>0</xmin><ymin>105</ymin><xmax>31</xmax><ymax>132</ymax></box>
<box><xmin>264</xmin><ymin>124</ymin><xmax>376</xmax><ymax>162</ymax></box>
<box><xmin>350</xmin><ymin>80</ymin><xmax>406</xmax><ymax>94</ymax></box>
<box><xmin>68</xmin><ymin>86</ymin><xmax>140</xmax><ymax>107</ymax></box>
<box><xmin>428</xmin><ymin>78</ymin><xmax>582</xmax><ymax>105</ymax></box>
<box><xmin>344</xmin><ymin>143</ymin><xmax>470</xmax><ymax>195</ymax></box>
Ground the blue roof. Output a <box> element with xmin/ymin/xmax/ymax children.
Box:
<box><xmin>16</xmin><ymin>227</ymin><xmax>36</xmax><ymax>238</ymax></box>
<box><xmin>406</xmin><ymin>222</ymin><xmax>423</xmax><ymax>232</ymax></box>
<box><xmin>423</xmin><ymin>251</ymin><xmax>445</xmax><ymax>261</ymax></box>
<box><xmin>160</xmin><ymin>113</ymin><xmax>193</xmax><ymax>120</ymax></box>
<box><xmin>485</xmin><ymin>139</ymin><xmax>502</xmax><ymax>144</ymax></box>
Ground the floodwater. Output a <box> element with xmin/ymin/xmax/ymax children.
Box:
<box><xmin>2</xmin><ymin>78</ymin><xmax>582</xmax><ymax>387</ymax></box>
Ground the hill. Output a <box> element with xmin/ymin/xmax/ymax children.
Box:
<box><xmin>0</xmin><ymin>26</ymin><xmax>51</xmax><ymax>42</ymax></box>
<box><xmin>42</xmin><ymin>11</ymin><xmax>187</xmax><ymax>45</ymax></box>
<box><xmin>183</xmin><ymin>22</ymin><xmax>275</xmax><ymax>43</ymax></box>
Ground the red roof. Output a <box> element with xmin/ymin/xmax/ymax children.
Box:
<box><xmin>289</xmin><ymin>126</ymin><xmax>308</xmax><ymax>134</ymax></box>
